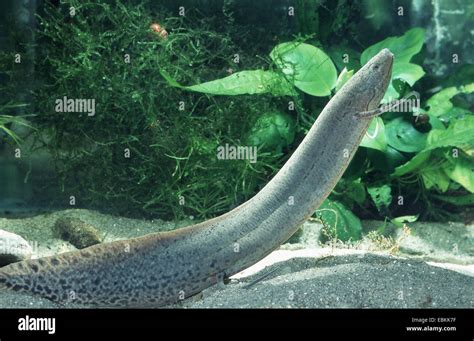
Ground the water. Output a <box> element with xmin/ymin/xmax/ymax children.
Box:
<box><xmin>0</xmin><ymin>0</ymin><xmax>472</xmax><ymax>310</ymax></box>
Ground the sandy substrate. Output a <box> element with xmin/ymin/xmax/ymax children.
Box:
<box><xmin>0</xmin><ymin>209</ymin><xmax>472</xmax><ymax>308</ymax></box>
<box><xmin>181</xmin><ymin>251</ymin><xmax>474</xmax><ymax>308</ymax></box>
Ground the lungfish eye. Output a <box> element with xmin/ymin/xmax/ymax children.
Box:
<box><xmin>373</xmin><ymin>64</ymin><xmax>380</xmax><ymax>70</ymax></box>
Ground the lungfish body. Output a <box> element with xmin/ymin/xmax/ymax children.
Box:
<box><xmin>0</xmin><ymin>49</ymin><xmax>393</xmax><ymax>307</ymax></box>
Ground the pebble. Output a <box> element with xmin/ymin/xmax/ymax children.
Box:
<box><xmin>52</xmin><ymin>217</ymin><xmax>102</xmax><ymax>249</ymax></box>
<box><xmin>0</xmin><ymin>229</ymin><xmax>33</xmax><ymax>266</ymax></box>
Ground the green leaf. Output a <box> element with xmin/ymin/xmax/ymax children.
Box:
<box><xmin>393</xmin><ymin>149</ymin><xmax>452</xmax><ymax>192</ymax></box>
<box><xmin>270</xmin><ymin>42</ymin><xmax>337</xmax><ymax>96</ymax></box>
<box><xmin>392</xmin><ymin>115</ymin><xmax>474</xmax><ymax>191</ymax></box>
<box><xmin>160</xmin><ymin>69</ymin><xmax>296</xmax><ymax>96</ymax></box>
<box><xmin>391</xmin><ymin>215</ymin><xmax>419</xmax><ymax>227</ymax></box>
<box><xmin>427</xmin><ymin>113</ymin><xmax>447</xmax><ymax>130</ymax></box>
<box><xmin>369</xmin><ymin>146</ymin><xmax>407</xmax><ymax>173</ymax></box>
<box><xmin>361</xmin><ymin>28</ymin><xmax>425</xmax><ymax>101</ymax></box>
<box><xmin>159</xmin><ymin>69</ymin><xmax>182</xmax><ymax>88</ymax></box>
<box><xmin>432</xmin><ymin>193</ymin><xmax>474</xmax><ymax>206</ymax></box>
<box><xmin>438</xmin><ymin>107</ymin><xmax>472</xmax><ymax>124</ymax></box>
<box><xmin>393</xmin><ymin>150</ymin><xmax>431</xmax><ymax>176</ymax></box>
<box><xmin>360</xmin><ymin>117</ymin><xmax>387</xmax><ymax>152</ymax></box>
<box><xmin>382</xmin><ymin>63</ymin><xmax>425</xmax><ymax>102</ymax></box>
<box><xmin>335</xmin><ymin>67</ymin><xmax>354</xmax><ymax>92</ymax></box>
<box><xmin>361</xmin><ymin>28</ymin><xmax>425</xmax><ymax>65</ymax></box>
<box><xmin>427</xmin><ymin>115</ymin><xmax>474</xmax><ymax>155</ymax></box>
<box><xmin>316</xmin><ymin>199</ymin><xmax>362</xmax><ymax>242</ymax></box>
<box><xmin>245</xmin><ymin>111</ymin><xmax>295</xmax><ymax>153</ymax></box>
<box><xmin>385</xmin><ymin>117</ymin><xmax>427</xmax><ymax>152</ymax></box>
<box><xmin>392</xmin><ymin>63</ymin><xmax>425</xmax><ymax>87</ymax></box>
<box><xmin>0</xmin><ymin>114</ymin><xmax>32</xmax><ymax>145</ymax></box>
<box><xmin>327</xmin><ymin>46</ymin><xmax>361</xmax><ymax>72</ymax></box>
<box><xmin>345</xmin><ymin>180</ymin><xmax>366</xmax><ymax>205</ymax></box>
<box><xmin>421</xmin><ymin>168</ymin><xmax>451</xmax><ymax>192</ymax></box>
<box><xmin>394</xmin><ymin>115</ymin><xmax>474</xmax><ymax>177</ymax></box>
<box><xmin>427</xmin><ymin>83</ymin><xmax>474</xmax><ymax>117</ymax></box>
<box><xmin>442</xmin><ymin>153</ymin><xmax>474</xmax><ymax>193</ymax></box>
<box><xmin>333</xmin><ymin>178</ymin><xmax>366</xmax><ymax>205</ymax></box>
<box><xmin>385</xmin><ymin>145</ymin><xmax>408</xmax><ymax>166</ymax></box>
<box><xmin>0</xmin><ymin>124</ymin><xmax>21</xmax><ymax>144</ymax></box>
<box><xmin>383</xmin><ymin>83</ymin><xmax>401</xmax><ymax>102</ymax></box>
<box><xmin>367</xmin><ymin>184</ymin><xmax>392</xmax><ymax>212</ymax></box>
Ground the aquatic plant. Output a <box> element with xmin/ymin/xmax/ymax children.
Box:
<box><xmin>1</xmin><ymin>1</ymin><xmax>472</xmax><ymax>238</ymax></box>
<box><xmin>162</xmin><ymin>27</ymin><xmax>474</xmax><ymax>240</ymax></box>
<box><xmin>1</xmin><ymin>0</ymin><xmax>292</xmax><ymax>220</ymax></box>
<box><xmin>0</xmin><ymin>103</ymin><xmax>31</xmax><ymax>145</ymax></box>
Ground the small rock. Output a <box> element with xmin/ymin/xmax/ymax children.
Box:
<box><xmin>0</xmin><ymin>229</ymin><xmax>33</xmax><ymax>266</ymax></box>
<box><xmin>52</xmin><ymin>217</ymin><xmax>102</xmax><ymax>249</ymax></box>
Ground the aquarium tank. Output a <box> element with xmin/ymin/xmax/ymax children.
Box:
<box><xmin>0</xmin><ymin>0</ymin><xmax>473</xmax><ymax>332</ymax></box>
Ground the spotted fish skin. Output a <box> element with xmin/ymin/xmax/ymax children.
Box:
<box><xmin>0</xmin><ymin>49</ymin><xmax>393</xmax><ymax>307</ymax></box>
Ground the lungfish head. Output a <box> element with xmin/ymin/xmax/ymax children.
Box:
<box><xmin>352</xmin><ymin>48</ymin><xmax>394</xmax><ymax>110</ymax></box>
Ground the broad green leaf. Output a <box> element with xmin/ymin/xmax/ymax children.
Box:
<box><xmin>160</xmin><ymin>69</ymin><xmax>296</xmax><ymax>96</ymax></box>
<box><xmin>245</xmin><ymin>111</ymin><xmax>295</xmax><ymax>153</ymax></box>
<box><xmin>447</xmin><ymin>181</ymin><xmax>463</xmax><ymax>191</ymax></box>
<box><xmin>383</xmin><ymin>83</ymin><xmax>401</xmax><ymax>102</ymax></box>
<box><xmin>392</xmin><ymin>63</ymin><xmax>425</xmax><ymax>87</ymax></box>
<box><xmin>393</xmin><ymin>149</ymin><xmax>454</xmax><ymax>192</ymax></box>
<box><xmin>385</xmin><ymin>117</ymin><xmax>427</xmax><ymax>152</ymax></box>
<box><xmin>393</xmin><ymin>150</ymin><xmax>431</xmax><ymax>176</ymax></box>
<box><xmin>327</xmin><ymin>46</ymin><xmax>361</xmax><ymax>72</ymax></box>
<box><xmin>270</xmin><ymin>42</ymin><xmax>337</xmax><ymax>96</ymax></box>
<box><xmin>333</xmin><ymin>178</ymin><xmax>366</xmax><ymax>205</ymax></box>
<box><xmin>345</xmin><ymin>180</ymin><xmax>366</xmax><ymax>205</ymax></box>
<box><xmin>442</xmin><ymin>153</ymin><xmax>474</xmax><ymax>193</ymax></box>
<box><xmin>367</xmin><ymin>184</ymin><xmax>392</xmax><ymax>212</ymax></box>
<box><xmin>382</xmin><ymin>63</ymin><xmax>425</xmax><ymax>101</ymax></box>
<box><xmin>361</xmin><ymin>28</ymin><xmax>425</xmax><ymax>101</ymax></box>
<box><xmin>427</xmin><ymin>83</ymin><xmax>474</xmax><ymax>117</ymax></box>
<box><xmin>383</xmin><ymin>146</ymin><xmax>407</xmax><ymax>170</ymax></box>
<box><xmin>394</xmin><ymin>115</ymin><xmax>474</xmax><ymax>176</ymax></box>
<box><xmin>335</xmin><ymin>67</ymin><xmax>354</xmax><ymax>92</ymax></box>
<box><xmin>427</xmin><ymin>115</ymin><xmax>474</xmax><ymax>155</ymax></box>
<box><xmin>432</xmin><ymin>193</ymin><xmax>474</xmax><ymax>206</ymax></box>
<box><xmin>360</xmin><ymin>117</ymin><xmax>387</xmax><ymax>151</ymax></box>
<box><xmin>367</xmin><ymin>147</ymin><xmax>405</xmax><ymax>173</ymax></box>
<box><xmin>427</xmin><ymin>114</ymin><xmax>447</xmax><ymax>130</ymax></box>
<box><xmin>391</xmin><ymin>215</ymin><xmax>419</xmax><ymax>227</ymax></box>
<box><xmin>316</xmin><ymin>199</ymin><xmax>362</xmax><ymax>242</ymax></box>
<box><xmin>361</xmin><ymin>28</ymin><xmax>425</xmax><ymax>65</ymax></box>
<box><xmin>438</xmin><ymin>107</ymin><xmax>472</xmax><ymax>124</ymax></box>
<box><xmin>421</xmin><ymin>168</ymin><xmax>451</xmax><ymax>192</ymax></box>
<box><xmin>392</xmin><ymin>115</ymin><xmax>474</xmax><ymax>191</ymax></box>
<box><xmin>427</xmin><ymin>87</ymin><xmax>459</xmax><ymax>117</ymax></box>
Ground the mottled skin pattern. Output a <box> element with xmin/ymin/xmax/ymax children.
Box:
<box><xmin>0</xmin><ymin>49</ymin><xmax>393</xmax><ymax>307</ymax></box>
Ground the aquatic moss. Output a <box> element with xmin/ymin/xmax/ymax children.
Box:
<box><xmin>23</xmin><ymin>0</ymin><xmax>294</xmax><ymax>220</ymax></box>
